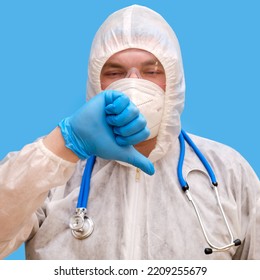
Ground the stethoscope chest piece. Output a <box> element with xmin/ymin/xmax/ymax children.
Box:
<box><xmin>69</xmin><ymin>208</ymin><xmax>94</xmax><ymax>240</ymax></box>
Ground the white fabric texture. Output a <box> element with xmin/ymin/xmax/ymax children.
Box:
<box><xmin>0</xmin><ymin>140</ymin><xmax>76</xmax><ymax>259</ymax></box>
<box><xmin>0</xmin><ymin>5</ymin><xmax>259</xmax><ymax>260</ymax></box>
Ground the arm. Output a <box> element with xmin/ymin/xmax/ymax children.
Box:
<box><xmin>232</xmin><ymin>156</ymin><xmax>260</xmax><ymax>260</ymax></box>
<box><xmin>0</xmin><ymin>90</ymin><xmax>154</xmax><ymax>258</ymax></box>
<box><xmin>0</xmin><ymin>137</ymin><xmax>76</xmax><ymax>259</ymax></box>
<box><xmin>43</xmin><ymin>126</ymin><xmax>79</xmax><ymax>163</ymax></box>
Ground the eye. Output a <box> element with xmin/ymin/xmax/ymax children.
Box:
<box><xmin>143</xmin><ymin>69</ymin><xmax>164</xmax><ymax>76</ymax></box>
<box><xmin>145</xmin><ymin>71</ymin><xmax>159</xmax><ymax>75</ymax></box>
<box><xmin>103</xmin><ymin>71</ymin><xmax>125</xmax><ymax>78</ymax></box>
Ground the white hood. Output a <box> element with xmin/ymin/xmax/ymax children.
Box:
<box><xmin>87</xmin><ymin>5</ymin><xmax>185</xmax><ymax>162</ymax></box>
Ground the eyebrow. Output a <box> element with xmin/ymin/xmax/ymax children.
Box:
<box><xmin>102</xmin><ymin>63</ymin><xmax>124</xmax><ymax>70</ymax></box>
<box><xmin>141</xmin><ymin>59</ymin><xmax>161</xmax><ymax>67</ymax></box>
<box><xmin>102</xmin><ymin>59</ymin><xmax>162</xmax><ymax>70</ymax></box>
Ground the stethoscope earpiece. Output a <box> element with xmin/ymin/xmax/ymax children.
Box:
<box><xmin>234</xmin><ymin>239</ymin><xmax>242</xmax><ymax>246</ymax></box>
<box><xmin>204</xmin><ymin>239</ymin><xmax>241</xmax><ymax>255</ymax></box>
<box><xmin>204</xmin><ymin>248</ymin><xmax>213</xmax><ymax>255</ymax></box>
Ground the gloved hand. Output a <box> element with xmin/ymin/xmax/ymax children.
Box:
<box><xmin>58</xmin><ymin>90</ymin><xmax>155</xmax><ymax>175</ymax></box>
<box><xmin>105</xmin><ymin>92</ymin><xmax>150</xmax><ymax>146</ymax></box>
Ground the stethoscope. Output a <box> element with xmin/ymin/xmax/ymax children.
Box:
<box><xmin>69</xmin><ymin>156</ymin><xmax>95</xmax><ymax>239</ymax></box>
<box><xmin>178</xmin><ymin>130</ymin><xmax>241</xmax><ymax>254</ymax></box>
<box><xmin>69</xmin><ymin>129</ymin><xmax>241</xmax><ymax>254</ymax></box>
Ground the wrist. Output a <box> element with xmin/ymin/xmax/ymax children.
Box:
<box><xmin>43</xmin><ymin>127</ymin><xmax>80</xmax><ymax>163</ymax></box>
<box><xmin>58</xmin><ymin>118</ymin><xmax>91</xmax><ymax>159</ymax></box>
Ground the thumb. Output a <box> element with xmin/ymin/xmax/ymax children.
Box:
<box><xmin>121</xmin><ymin>147</ymin><xmax>155</xmax><ymax>175</ymax></box>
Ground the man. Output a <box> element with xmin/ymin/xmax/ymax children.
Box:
<box><xmin>0</xmin><ymin>5</ymin><xmax>259</xmax><ymax>259</ymax></box>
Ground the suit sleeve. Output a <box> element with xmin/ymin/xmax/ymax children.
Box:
<box><xmin>0</xmin><ymin>139</ymin><xmax>76</xmax><ymax>259</ymax></box>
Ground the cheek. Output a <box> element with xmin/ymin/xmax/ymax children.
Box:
<box><xmin>100</xmin><ymin>75</ymin><xmax>113</xmax><ymax>90</ymax></box>
<box><xmin>153</xmin><ymin>74</ymin><xmax>166</xmax><ymax>91</ymax></box>
<box><xmin>100</xmin><ymin>81</ymin><xmax>112</xmax><ymax>91</ymax></box>
<box><xmin>160</xmin><ymin>83</ymin><xmax>166</xmax><ymax>91</ymax></box>
<box><xmin>156</xmin><ymin>80</ymin><xmax>166</xmax><ymax>91</ymax></box>
<box><xmin>100</xmin><ymin>78</ymin><xmax>107</xmax><ymax>90</ymax></box>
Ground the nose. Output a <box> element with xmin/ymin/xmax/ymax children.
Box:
<box><xmin>125</xmin><ymin>67</ymin><xmax>142</xmax><ymax>79</ymax></box>
<box><xmin>128</xmin><ymin>72</ymin><xmax>139</xmax><ymax>78</ymax></box>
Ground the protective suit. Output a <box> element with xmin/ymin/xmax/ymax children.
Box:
<box><xmin>0</xmin><ymin>5</ymin><xmax>259</xmax><ymax>260</ymax></box>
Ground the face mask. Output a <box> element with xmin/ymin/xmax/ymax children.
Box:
<box><xmin>106</xmin><ymin>78</ymin><xmax>165</xmax><ymax>140</ymax></box>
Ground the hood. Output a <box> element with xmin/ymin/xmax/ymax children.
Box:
<box><xmin>87</xmin><ymin>5</ymin><xmax>185</xmax><ymax>162</ymax></box>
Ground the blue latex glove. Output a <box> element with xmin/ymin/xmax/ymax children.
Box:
<box><xmin>105</xmin><ymin>94</ymin><xmax>150</xmax><ymax>146</ymax></box>
<box><xmin>59</xmin><ymin>90</ymin><xmax>155</xmax><ymax>175</ymax></box>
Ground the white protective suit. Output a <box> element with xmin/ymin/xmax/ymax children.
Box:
<box><xmin>0</xmin><ymin>5</ymin><xmax>259</xmax><ymax>260</ymax></box>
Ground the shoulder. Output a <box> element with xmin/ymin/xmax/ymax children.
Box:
<box><xmin>189</xmin><ymin>133</ymin><xmax>237</xmax><ymax>149</ymax></box>
<box><xmin>186</xmin><ymin>132</ymin><xmax>257</xmax><ymax>177</ymax></box>
<box><xmin>188</xmin><ymin>133</ymin><xmax>243</xmax><ymax>159</ymax></box>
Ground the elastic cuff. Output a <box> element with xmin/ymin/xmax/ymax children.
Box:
<box><xmin>58</xmin><ymin>118</ymin><xmax>90</xmax><ymax>160</ymax></box>
<box><xmin>37</xmin><ymin>139</ymin><xmax>77</xmax><ymax>168</ymax></box>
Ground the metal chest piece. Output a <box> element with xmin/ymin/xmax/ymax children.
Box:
<box><xmin>69</xmin><ymin>208</ymin><xmax>94</xmax><ymax>239</ymax></box>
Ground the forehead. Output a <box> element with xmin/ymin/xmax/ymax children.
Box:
<box><xmin>103</xmin><ymin>48</ymin><xmax>162</xmax><ymax>68</ymax></box>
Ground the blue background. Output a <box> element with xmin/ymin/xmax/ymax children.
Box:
<box><xmin>1</xmin><ymin>0</ymin><xmax>259</xmax><ymax>260</ymax></box>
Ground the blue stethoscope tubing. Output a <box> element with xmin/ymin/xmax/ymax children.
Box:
<box><xmin>70</xmin><ymin>129</ymin><xmax>241</xmax><ymax>254</ymax></box>
<box><xmin>178</xmin><ymin>129</ymin><xmax>217</xmax><ymax>189</ymax></box>
<box><xmin>77</xmin><ymin>155</ymin><xmax>96</xmax><ymax>208</ymax></box>
<box><xmin>69</xmin><ymin>155</ymin><xmax>96</xmax><ymax>239</ymax></box>
<box><xmin>177</xmin><ymin>130</ymin><xmax>241</xmax><ymax>254</ymax></box>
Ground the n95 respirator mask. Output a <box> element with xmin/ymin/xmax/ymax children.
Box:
<box><xmin>106</xmin><ymin>78</ymin><xmax>165</xmax><ymax>140</ymax></box>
